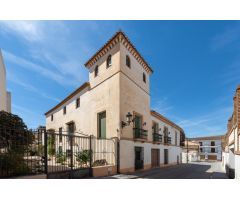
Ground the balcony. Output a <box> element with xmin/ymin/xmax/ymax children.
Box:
<box><xmin>153</xmin><ymin>133</ymin><xmax>162</xmax><ymax>143</ymax></box>
<box><xmin>164</xmin><ymin>136</ymin><xmax>171</xmax><ymax>144</ymax></box>
<box><xmin>133</xmin><ymin>128</ymin><xmax>148</xmax><ymax>140</ymax></box>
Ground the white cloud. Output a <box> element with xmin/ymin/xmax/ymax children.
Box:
<box><xmin>152</xmin><ymin>97</ymin><xmax>173</xmax><ymax>115</ymax></box>
<box><xmin>0</xmin><ymin>21</ymin><xmax>43</xmax><ymax>42</ymax></box>
<box><xmin>3</xmin><ymin>50</ymin><xmax>78</xmax><ymax>86</ymax></box>
<box><xmin>7</xmin><ymin>73</ymin><xmax>60</xmax><ymax>102</ymax></box>
<box><xmin>211</xmin><ymin>22</ymin><xmax>240</xmax><ymax>51</ymax></box>
<box><xmin>174</xmin><ymin>106</ymin><xmax>232</xmax><ymax>137</ymax></box>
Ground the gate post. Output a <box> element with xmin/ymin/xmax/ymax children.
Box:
<box><xmin>44</xmin><ymin>129</ymin><xmax>48</xmax><ymax>176</ymax></box>
<box><xmin>89</xmin><ymin>135</ymin><xmax>93</xmax><ymax>177</ymax></box>
<box><xmin>117</xmin><ymin>138</ymin><xmax>120</xmax><ymax>174</ymax></box>
<box><xmin>70</xmin><ymin>134</ymin><xmax>73</xmax><ymax>179</ymax></box>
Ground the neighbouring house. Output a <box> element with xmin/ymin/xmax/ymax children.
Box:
<box><xmin>182</xmin><ymin>140</ymin><xmax>200</xmax><ymax>163</ymax></box>
<box><xmin>45</xmin><ymin>31</ymin><xmax>185</xmax><ymax>174</ymax></box>
<box><xmin>0</xmin><ymin>49</ymin><xmax>11</xmax><ymax>113</ymax></box>
<box><xmin>222</xmin><ymin>85</ymin><xmax>240</xmax><ymax>179</ymax></box>
<box><xmin>188</xmin><ymin>135</ymin><xmax>224</xmax><ymax>161</ymax></box>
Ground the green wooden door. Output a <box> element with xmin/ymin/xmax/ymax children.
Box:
<box><xmin>134</xmin><ymin>115</ymin><xmax>142</xmax><ymax>128</ymax></box>
<box><xmin>134</xmin><ymin>115</ymin><xmax>142</xmax><ymax>138</ymax></box>
<box><xmin>98</xmin><ymin>111</ymin><xmax>106</xmax><ymax>139</ymax></box>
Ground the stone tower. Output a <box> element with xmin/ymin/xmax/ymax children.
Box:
<box><xmin>0</xmin><ymin>49</ymin><xmax>11</xmax><ymax>112</ymax></box>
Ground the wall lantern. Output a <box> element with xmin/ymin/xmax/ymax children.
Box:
<box><xmin>126</xmin><ymin>112</ymin><xmax>133</xmax><ymax>125</ymax></box>
<box><xmin>121</xmin><ymin>112</ymin><xmax>146</xmax><ymax>128</ymax></box>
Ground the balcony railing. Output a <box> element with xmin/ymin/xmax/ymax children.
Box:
<box><xmin>133</xmin><ymin>128</ymin><xmax>148</xmax><ymax>140</ymax></box>
<box><xmin>153</xmin><ymin>133</ymin><xmax>162</xmax><ymax>142</ymax></box>
<box><xmin>164</xmin><ymin>136</ymin><xmax>171</xmax><ymax>144</ymax></box>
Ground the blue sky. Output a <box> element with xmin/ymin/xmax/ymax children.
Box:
<box><xmin>0</xmin><ymin>20</ymin><xmax>239</xmax><ymax>137</ymax></box>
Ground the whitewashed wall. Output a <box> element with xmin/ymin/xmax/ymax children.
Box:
<box><xmin>120</xmin><ymin>140</ymin><xmax>181</xmax><ymax>171</ymax></box>
<box><xmin>234</xmin><ymin>154</ymin><xmax>240</xmax><ymax>179</ymax></box>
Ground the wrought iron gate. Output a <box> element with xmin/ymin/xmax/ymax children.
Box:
<box><xmin>0</xmin><ymin>127</ymin><xmax>118</xmax><ymax>179</ymax></box>
<box><xmin>44</xmin><ymin>130</ymin><xmax>92</xmax><ymax>179</ymax></box>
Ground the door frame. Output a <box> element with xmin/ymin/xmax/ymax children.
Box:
<box><xmin>151</xmin><ymin>148</ymin><xmax>160</xmax><ymax>168</ymax></box>
<box><xmin>135</xmin><ymin>146</ymin><xmax>144</xmax><ymax>170</ymax></box>
<box><xmin>164</xmin><ymin>149</ymin><xmax>169</xmax><ymax>164</ymax></box>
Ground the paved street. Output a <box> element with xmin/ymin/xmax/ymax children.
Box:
<box><xmin>105</xmin><ymin>161</ymin><xmax>228</xmax><ymax>179</ymax></box>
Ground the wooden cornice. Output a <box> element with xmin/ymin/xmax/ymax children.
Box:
<box><xmin>150</xmin><ymin>110</ymin><xmax>184</xmax><ymax>132</ymax></box>
<box><xmin>84</xmin><ymin>31</ymin><xmax>153</xmax><ymax>74</ymax></box>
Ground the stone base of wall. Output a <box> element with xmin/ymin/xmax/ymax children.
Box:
<box><xmin>160</xmin><ymin>162</ymin><xmax>178</xmax><ymax>168</ymax></box>
<box><xmin>92</xmin><ymin>165</ymin><xmax>117</xmax><ymax>177</ymax></box>
<box><xmin>14</xmin><ymin>174</ymin><xmax>47</xmax><ymax>179</ymax></box>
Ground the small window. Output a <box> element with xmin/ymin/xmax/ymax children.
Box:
<box><xmin>51</xmin><ymin>114</ymin><xmax>53</xmax><ymax>121</ymax></box>
<box><xmin>211</xmin><ymin>141</ymin><xmax>215</xmax><ymax>146</ymax></box>
<box><xmin>94</xmin><ymin>65</ymin><xmax>98</xmax><ymax>77</ymax></box>
<box><xmin>98</xmin><ymin>111</ymin><xmax>106</xmax><ymax>139</ymax></box>
<box><xmin>200</xmin><ymin>148</ymin><xmax>203</xmax><ymax>152</ymax></box>
<box><xmin>59</xmin><ymin>127</ymin><xmax>62</xmax><ymax>143</ymax></box>
<box><xmin>143</xmin><ymin>72</ymin><xmax>146</xmax><ymax>83</ymax></box>
<box><xmin>76</xmin><ymin>98</ymin><xmax>80</xmax><ymax>108</ymax></box>
<box><xmin>199</xmin><ymin>142</ymin><xmax>202</xmax><ymax>146</ymax></box>
<box><xmin>126</xmin><ymin>55</ymin><xmax>131</xmax><ymax>68</ymax></box>
<box><xmin>106</xmin><ymin>55</ymin><xmax>112</xmax><ymax>68</ymax></box>
<box><xmin>211</xmin><ymin>148</ymin><xmax>215</xmax><ymax>153</ymax></box>
<box><xmin>63</xmin><ymin>106</ymin><xmax>66</xmax><ymax>115</ymax></box>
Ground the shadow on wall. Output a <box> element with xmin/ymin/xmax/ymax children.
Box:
<box><xmin>225</xmin><ymin>164</ymin><xmax>235</xmax><ymax>179</ymax></box>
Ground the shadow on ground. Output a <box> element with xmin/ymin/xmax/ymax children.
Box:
<box><xmin>101</xmin><ymin>162</ymin><xmax>228</xmax><ymax>179</ymax></box>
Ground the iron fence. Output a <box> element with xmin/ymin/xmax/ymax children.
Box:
<box><xmin>44</xmin><ymin>131</ymin><xmax>117</xmax><ymax>178</ymax></box>
<box><xmin>0</xmin><ymin>127</ymin><xmax>118</xmax><ymax>178</ymax></box>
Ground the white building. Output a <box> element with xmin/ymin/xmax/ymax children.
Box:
<box><xmin>45</xmin><ymin>31</ymin><xmax>185</xmax><ymax>174</ymax></box>
<box><xmin>0</xmin><ymin>49</ymin><xmax>11</xmax><ymax>113</ymax></box>
<box><xmin>182</xmin><ymin>140</ymin><xmax>200</xmax><ymax>163</ymax></box>
<box><xmin>189</xmin><ymin>135</ymin><xmax>223</xmax><ymax>161</ymax></box>
<box><xmin>222</xmin><ymin>85</ymin><xmax>240</xmax><ymax>179</ymax></box>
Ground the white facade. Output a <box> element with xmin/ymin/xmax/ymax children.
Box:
<box><xmin>222</xmin><ymin>85</ymin><xmax>240</xmax><ymax>179</ymax></box>
<box><xmin>0</xmin><ymin>49</ymin><xmax>11</xmax><ymax>113</ymax></box>
<box><xmin>120</xmin><ymin>140</ymin><xmax>181</xmax><ymax>171</ymax></box>
<box><xmin>45</xmin><ymin>31</ymin><xmax>185</xmax><ymax>173</ymax></box>
<box><xmin>190</xmin><ymin>136</ymin><xmax>223</xmax><ymax>161</ymax></box>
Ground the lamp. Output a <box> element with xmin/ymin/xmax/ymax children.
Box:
<box><xmin>126</xmin><ymin>112</ymin><xmax>133</xmax><ymax>125</ymax></box>
<box><xmin>122</xmin><ymin>112</ymin><xmax>133</xmax><ymax>128</ymax></box>
<box><xmin>121</xmin><ymin>112</ymin><xmax>146</xmax><ymax>129</ymax></box>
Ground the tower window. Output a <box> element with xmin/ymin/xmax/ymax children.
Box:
<box><xmin>126</xmin><ymin>55</ymin><xmax>131</xmax><ymax>68</ymax></box>
<box><xmin>63</xmin><ymin>106</ymin><xmax>66</xmax><ymax>115</ymax></box>
<box><xmin>94</xmin><ymin>65</ymin><xmax>98</xmax><ymax>77</ymax></box>
<box><xmin>143</xmin><ymin>72</ymin><xmax>146</xmax><ymax>83</ymax></box>
<box><xmin>106</xmin><ymin>55</ymin><xmax>112</xmax><ymax>68</ymax></box>
<box><xmin>51</xmin><ymin>114</ymin><xmax>53</xmax><ymax>121</ymax></box>
<box><xmin>76</xmin><ymin>98</ymin><xmax>80</xmax><ymax>108</ymax></box>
